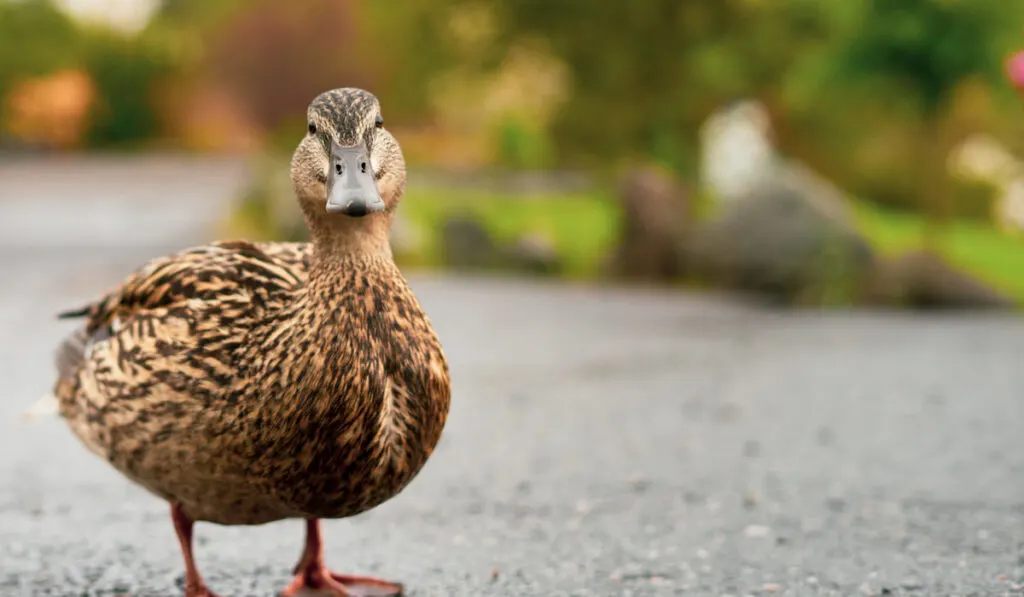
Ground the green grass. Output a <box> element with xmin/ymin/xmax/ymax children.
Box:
<box><xmin>852</xmin><ymin>201</ymin><xmax>1024</xmax><ymax>302</ymax></box>
<box><xmin>399</xmin><ymin>187</ymin><xmax>620</xmax><ymax>278</ymax></box>
<box><xmin>229</xmin><ymin>181</ymin><xmax>1024</xmax><ymax>302</ymax></box>
<box><xmin>402</xmin><ymin>187</ymin><xmax>1024</xmax><ymax>301</ymax></box>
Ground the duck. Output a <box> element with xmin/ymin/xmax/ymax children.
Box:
<box><xmin>44</xmin><ymin>87</ymin><xmax>452</xmax><ymax>597</ymax></box>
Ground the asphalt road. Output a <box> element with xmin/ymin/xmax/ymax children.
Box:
<box><xmin>1</xmin><ymin>156</ymin><xmax>1022</xmax><ymax>597</ymax></box>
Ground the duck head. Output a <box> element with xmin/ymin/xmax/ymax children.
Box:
<box><xmin>291</xmin><ymin>88</ymin><xmax>406</xmax><ymax>219</ymax></box>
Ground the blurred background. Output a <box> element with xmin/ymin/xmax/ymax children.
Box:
<box><xmin>2</xmin><ymin>0</ymin><xmax>1024</xmax><ymax>309</ymax></box>
<box><xmin>2</xmin><ymin>2</ymin><xmax>1024</xmax><ymax>595</ymax></box>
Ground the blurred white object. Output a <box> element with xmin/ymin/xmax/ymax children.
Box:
<box><xmin>948</xmin><ymin>133</ymin><xmax>1024</xmax><ymax>235</ymax></box>
<box><xmin>55</xmin><ymin>0</ymin><xmax>158</xmax><ymax>34</ymax></box>
<box><xmin>949</xmin><ymin>134</ymin><xmax>1020</xmax><ymax>183</ymax></box>
<box><xmin>996</xmin><ymin>178</ymin><xmax>1024</xmax><ymax>235</ymax></box>
<box><xmin>699</xmin><ymin>100</ymin><xmax>776</xmax><ymax>204</ymax></box>
<box><xmin>699</xmin><ymin>99</ymin><xmax>853</xmax><ymax>222</ymax></box>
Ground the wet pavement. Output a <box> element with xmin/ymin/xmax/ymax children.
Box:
<box><xmin>0</xmin><ymin>156</ymin><xmax>1022</xmax><ymax>596</ymax></box>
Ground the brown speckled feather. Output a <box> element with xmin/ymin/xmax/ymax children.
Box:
<box><xmin>53</xmin><ymin>237</ymin><xmax>450</xmax><ymax>526</ymax></box>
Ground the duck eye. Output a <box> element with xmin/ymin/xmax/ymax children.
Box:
<box><xmin>375</xmin><ymin>115</ymin><xmax>384</xmax><ymax>129</ymax></box>
<box><xmin>307</xmin><ymin>121</ymin><xmax>317</xmax><ymax>135</ymax></box>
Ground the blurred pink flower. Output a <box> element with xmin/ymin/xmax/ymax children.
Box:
<box><xmin>1007</xmin><ymin>50</ymin><xmax>1024</xmax><ymax>90</ymax></box>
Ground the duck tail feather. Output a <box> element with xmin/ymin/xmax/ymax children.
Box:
<box><xmin>22</xmin><ymin>393</ymin><xmax>59</xmax><ymax>421</ymax></box>
<box><xmin>57</xmin><ymin>305</ymin><xmax>91</xmax><ymax>320</ymax></box>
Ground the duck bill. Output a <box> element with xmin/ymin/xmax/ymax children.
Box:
<box><xmin>325</xmin><ymin>141</ymin><xmax>385</xmax><ymax>217</ymax></box>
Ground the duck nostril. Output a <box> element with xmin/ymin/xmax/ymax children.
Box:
<box><xmin>360</xmin><ymin>161</ymin><xmax>367</xmax><ymax>174</ymax></box>
<box><xmin>335</xmin><ymin>163</ymin><xmax>343</xmax><ymax>176</ymax></box>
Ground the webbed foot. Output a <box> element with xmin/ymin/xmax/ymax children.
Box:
<box><xmin>280</xmin><ymin>569</ymin><xmax>403</xmax><ymax>596</ymax></box>
<box><xmin>280</xmin><ymin>519</ymin><xmax>403</xmax><ymax>596</ymax></box>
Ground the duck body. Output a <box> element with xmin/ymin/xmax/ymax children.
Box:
<box><xmin>46</xmin><ymin>88</ymin><xmax>449</xmax><ymax>597</ymax></box>
<box><xmin>56</xmin><ymin>239</ymin><xmax>449</xmax><ymax>526</ymax></box>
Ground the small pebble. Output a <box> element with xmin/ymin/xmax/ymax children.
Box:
<box><xmin>744</xmin><ymin>524</ymin><xmax>771</xmax><ymax>538</ymax></box>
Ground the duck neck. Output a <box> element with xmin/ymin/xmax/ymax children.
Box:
<box><xmin>303</xmin><ymin>207</ymin><xmax>394</xmax><ymax>268</ymax></box>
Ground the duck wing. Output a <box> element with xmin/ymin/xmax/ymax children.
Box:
<box><xmin>57</xmin><ymin>240</ymin><xmax>305</xmax><ymax>342</ymax></box>
<box><xmin>50</xmin><ymin>240</ymin><xmax>303</xmax><ymax>457</ymax></box>
<box><xmin>251</xmin><ymin>241</ymin><xmax>313</xmax><ymax>274</ymax></box>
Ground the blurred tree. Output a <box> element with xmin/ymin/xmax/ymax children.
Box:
<box><xmin>360</xmin><ymin>1</ymin><xmax>464</xmax><ymax>123</ymax></box>
<box><xmin>82</xmin><ymin>28</ymin><xmax>176</xmax><ymax>147</ymax></box>
<box><xmin>200</xmin><ymin>0</ymin><xmax>375</xmax><ymax>143</ymax></box>
<box><xmin>830</xmin><ymin>0</ymin><xmax>1017</xmax><ymax>113</ymax></box>
<box><xmin>170</xmin><ymin>0</ymin><xmax>464</xmax><ymax>150</ymax></box>
<box><xmin>821</xmin><ymin>0</ymin><xmax>1023</xmax><ymax>240</ymax></box>
<box><xmin>0</xmin><ymin>0</ymin><xmax>80</xmax><ymax>102</ymax></box>
<box><xmin>466</xmin><ymin>0</ymin><xmax>833</xmax><ymax>178</ymax></box>
<box><xmin>154</xmin><ymin>0</ymin><xmax>243</xmax><ymax>23</ymax></box>
<box><xmin>147</xmin><ymin>0</ymin><xmax>251</xmax><ymax>71</ymax></box>
<box><xmin>0</xmin><ymin>0</ymin><xmax>178</xmax><ymax>148</ymax></box>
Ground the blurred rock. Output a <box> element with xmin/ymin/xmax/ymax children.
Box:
<box><xmin>440</xmin><ymin>214</ymin><xmax>563</xmax><ymax>276</ymax></box>
<box><xmin>502</xmin><ymin>232</ymin><xmax>562</xmax><ymax>276</ymax></box>
<box><xmin>862</xmin><ymin>250</ymin><xmax>1016</xmax><ymax>310</ymax></box>
<box><xmin>689</xmin><ymin>164</ymin><xmax>875</xmax><ymax>304</ymax></box>
<box><xmin>606</xmin><ymin>165</ymin><xmax>690</xmax><ymax>282</ymax></box>
<box><xmin>695</xmin><ymin>99</ymin><xmax>882</xmax><ymax>304</ymax></box>
<box><xmin>440</xmin><ymin>214</ymin><xmax>500</xmax><ymax>270</ymax></box>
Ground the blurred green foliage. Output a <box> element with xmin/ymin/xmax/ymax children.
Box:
<box><xmin>826</xmin><ymin>0</ymin><xmax>1017</xmax><ymax>113</ymax></box>
<box><xmin>0</xmin><ymin>0</ymin><xmax>175</xmax><ymax>147</ymax></box>
<box><xmin>2</xmin><ymin>0</ymin><xmax>1023</xmax><ymax>218</ymax></box>
<box><xmin>809</xmin><ymin>0</ymin><xmax>1022</xmax><ymax>233</ymax></box>
<box><xmin>495</xmin><ymin>115</ymin><xmax>553</xmax><ymax>169</ymax></box>
<box><xmin>358</xmin><ymin>2</ymin><xmax>465</xmax><ymax>123</ymax></box>
<box><xmin>461</xmin><ymin>0</ymin><xmax>1023</xmax><ymax>216</ymax></box>
<box><xmin>450</xmin><ymin>0</ymin><xmax>869</xmax><ymax>178</ymax></box>
<box><xmin>0</xmin><ymin>0</ymin><xmax>79</xmax><ymax>102</ymax></box>
<box><xmin>80</xmin><ymin>28</ymin><xmax>176</xmax><ymax>147</ymax></box>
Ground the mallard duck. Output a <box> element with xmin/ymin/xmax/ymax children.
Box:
<box><xmin>44</xmin><ymin>87</ymin><xmax>451</xmax><ymax>597</ymax></box>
